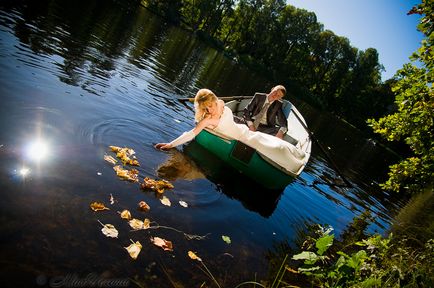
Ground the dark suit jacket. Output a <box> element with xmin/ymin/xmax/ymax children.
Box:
<box><xmin>243</xmin><ymin>93</ymin><xmax>287</xmax><ymax>131</ymax></box>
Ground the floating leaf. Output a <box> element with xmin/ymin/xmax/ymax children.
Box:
<box><xmin>90</xmin><ymin>202</ymin><xmax>110</xmax><ymax>212</ymax></box>
<box><xmin>222</xmin><ymin>235</ymin><xmax>231</xmax><ymax>244</ymax></box>
<box><xmin>141</xmin><ymin>177</ymin><xmax>174</xmax><ymax>193</ymax></box>
<box><xmin>129</xmin><ymin>218</ymin><xmax>144</xmax><ymax>230</ymax></box>
<box><xmin>98</xmin><ymin>220</ymin><xmax>118</xmax><ymax>238</ymax></box>
<box><xmin>138</xmin><ymin>201</ymin><xmax>150</xmax><ymax>211</ymax></box>
<box><xmin>109</xmin><ymin>146</ymin><xmax>140</xmax><ymax>166</ymax></box>
<box><xmin>120</xmin><ymin>209</ymin><xmax>132</xmax><ymax>220</ymax></box>
<box><xmin>160</xmin><ymin>196</ymin><xmax>171</xmax><ymax>207</ymax></box>
<box><xmin>109</xmin><ymin>145</ymin><xmax>122</xmax><ymax>152</ymax></box>
<box><xmin>113</xmin><ymin>165</ymin><xmax>139</xmax><ymax>182</ymax></box>
<box><xmin>104</xmin><ymin>154</ymin><xmax>117</xmax><ymax>165</ymax></box>
<box><xmin>109</xmin><ymin>194</ymin><xmax>115</xmax><ymax>205</ymax></box>
<box><xmin>143</xmin><ymin>218</ymin><xmax>151</xmax><ymax>229</ymax></box>
<box><xmin>125</xmin><ymin>240</ymin><xmax>142</xmax><ymax>260</ymax></box>
<box><xmin>188</xmin><ymin>251</ymin><xmax>202</xmax><ymax>262</ymax></box>
<box><xmin>150</xmin><ymin>237</ymin><xmax>173</xmax><ymax>251</ymax></box>
<box><xmin>179</xmin><ymin>200</ymin><xmax>188</xmax><ymax>208</ymax></box>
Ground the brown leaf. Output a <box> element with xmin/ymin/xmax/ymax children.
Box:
<box><xmin>138</xmin><ymin>201</ymin><xmax>150</xmax><ymax>212</ymax></box>
<box><xmin>150</xmin><ymin>236</ymin><xmax>173</xmax><ymax>251</ymax></box>
<box><xmin>90</xmin><ymin>202</ymin><xmax>110</xmax><ymax>212</ymax></box>
<box><xmin>113</xmin><ymin>165</ymin><xmax>139</xmax><ymax>182</ymax></box>
<box><xmin>110</xmin><ymin>146</ymin><xmax>140</xmax><ymax>166</ymax></box>
<box><xmin>140</xmin><ymin>177</ymin><xmax>174</xmax><ymax>193</ymax></box>
<box><xmin>119</xmin><ymin>209</ymin><xmax>132</xmax><ymax>220</ymax></box>
<box><xmin>286</xmin><ymin>267</ymin><xmax>299</xmax><ymax>274</ymax></box>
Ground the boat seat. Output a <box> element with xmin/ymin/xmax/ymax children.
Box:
<box><xmin>281</xmin><ymin>101</ymin><xmax>293</xmax><ymax>118</ymax></box>
<box><xmin>281</xmin><ymin>101</ymin><xmax>300</xmax><ymax>146</ymax></box>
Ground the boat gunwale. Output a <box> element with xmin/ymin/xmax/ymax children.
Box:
<box><xmin>200</xmin><ymin>98</ymin><xmax>312</xmax><ymax>177</ymax></box>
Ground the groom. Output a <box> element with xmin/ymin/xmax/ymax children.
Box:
<box><xmin>236</xmin><ymin>85</ymin><xmax>288</xmax><ymax>139</ymax></box>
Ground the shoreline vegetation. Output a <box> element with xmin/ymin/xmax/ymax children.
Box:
<box><xmin>136</xmin><ymin>1</ymin><xmax>433</xmax><ymax>286</ymax></box>
<box><xmin>139</xmin><ymin>0</ymin><xmax>395</xmax><ymax>134</ymax></box>
<box><xmin>139</xmin><ymin>0</ymin><xmax>412</xmax><ymax>166</ymax></box>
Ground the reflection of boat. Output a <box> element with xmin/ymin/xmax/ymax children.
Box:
<box><xmin>194</xmin><ymin>98</ymin><xmax>312</xmax><ymax>189</ymax></box>
<box><xmin>183</xmin><ymin>141</ymin><xmax>284</xmax><ymax>218</ymax></box>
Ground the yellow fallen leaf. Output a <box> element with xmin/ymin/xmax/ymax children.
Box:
<box><xmin>110</xmin><ymin>146</ymin><xmax>140</xmax><ymax>166</ymax></box>
<box><xmin>140</xmin><ymin>177</ymin><xmax>174</xmax><ymax>193</ymax></box>
<box><xmin>120</xmin><ymin>209</ymin><xmax>132</xmax><ymax>220</ymax></box>
<box><xmin>113</xmin><ymin>165</ymin><xmax>139</xmax><ymax>182</ymax></box>
<box><xmin>150</xmin><ymin>236</ymin><xmax>173</xmax><ymax>251</ymax></box>
<box><xmin>98</xmin><ymin>220</ymin><xmax>118</xmax><ymax>238</ymax></box>
<box><xmin>143</xmin><ymin>218</ymin><xmax>151</xmax><ymax>229</ymax></box>
<box><xmin>104</xmin><ymin>154</ymin><xmax>117</xmax><ymax>165</ymax></box>
<box><xmin>109</xmin><ymin>145</ymin><xmax>122</xmax><ymax>152</ymax></box>
<box><xmin>129</xmin><ymin>218</ymin><xmax>144</xmax><ymax>230</ymax></box>
<box><xmin>90</xmin><ymin>202</ymin><xmax>110</xmax><ymax>211</ymax></box>
<box><xmin>188</xmin><ymin>251</ymin><xmax>202</xmax><ymax>262</ymax></box>
<box><xmin>160</xmin><ymin>196</ymin><xmax>171</xmax><ymax>207</ymax></box>
<box><xmin>125</xmin><ymin>240</ymin><xmax>142</xmax><ymax>260</ymax></box>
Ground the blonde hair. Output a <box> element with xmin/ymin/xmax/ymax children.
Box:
<box><xmin>194</xmin><ymin>89</ymin><xmax>218</xmax><ymax>121</ymax></box>
<box><xmin>271</xmin><ymin>85</ymin><xmax>286</xmax><ymax>97</ymax></box>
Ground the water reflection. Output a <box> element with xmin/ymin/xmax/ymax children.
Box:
<box><xmin>156</xmin><ymin>148</ymin><xmax>205</xmax><ymax>181</ymax></box>
<box><xmin>1</xmin><ymin>0</ymin><xmax>270</xmax><ymax>101</ymax></box>
<box><xmin>0</xmin><ymin>1</ymin><xmax>408</xmax><ymax>286</ymax></box>
<box><xmin>25</xmin><ymin>139</ymin><xmax>49</xmax><ymax>162</ymax></box>
<box><xmin>183</xmin><ymin>141</ymin><xmax>285</xmax><ymax>218</ymax></box>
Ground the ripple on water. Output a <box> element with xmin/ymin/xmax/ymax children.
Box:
<box><xmin>78</xmin><ymin>117</ymin><xmax>160</xmax><ymax>146</ymax></box>
<box><xmin>75</xmin><ymin>117</ymin><xmax>224</xmax><ymax>215</ymax></box>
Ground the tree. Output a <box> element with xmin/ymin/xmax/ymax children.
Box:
<box><xmin>368</xmin><ymin>0</ymin><xmax>434</xmax><ymax>193</ymax></box>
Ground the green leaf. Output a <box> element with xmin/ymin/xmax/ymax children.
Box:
<box><xmin>316</xmin><ymin>234</ymin><xmax>334</xmax><ymax>255</ymax></box>
<box><xmin>347</xmin><ymin>250</ymin><xmax>367</xmax><ymax>270</ymax></box>
<box><xmin>292</xmin><ymin>251</ymin><xmax>319</xmax><ymax>265</ymax></box>
<box><xmin>221</xmin><ymin>235</ymin><xmax>231</xmax><ymax>244</ymax></box>
<box><xmin>298</xmin><ymin>266</ymin><xmax>321</xmax><ymax>272</ymax></box>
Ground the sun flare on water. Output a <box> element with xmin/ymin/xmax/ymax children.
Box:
<box><xmin>26</xmin><ymin>140</ymin><xmax>49</xmax><ymax>162</ymax></box>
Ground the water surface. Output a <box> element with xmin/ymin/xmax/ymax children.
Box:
<box><xmin>0</xmin><ymin>1</ymin><xmax>404</xmax><ymax>287</ymax></box>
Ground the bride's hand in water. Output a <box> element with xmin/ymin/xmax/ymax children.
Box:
<box><xmin>155</xmin><ymin>143</ymin><xmax>172</xmax><ymax>150</ymax></box>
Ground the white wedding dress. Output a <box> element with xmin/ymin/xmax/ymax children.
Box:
<box><xmin>211</xmin><ymin>106</ymin><xmax>306</xmax><ymax>174</ymax></box>
<box><xmin>168</xmin><ymin>106</ymin><xmax>307</xmax><ymax>174</ymax></box>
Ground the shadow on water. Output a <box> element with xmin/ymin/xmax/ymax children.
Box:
<box><xmin>156</xmin><ymin>141</ymin><xmax>286</xmax><ymax>218</ymax></box>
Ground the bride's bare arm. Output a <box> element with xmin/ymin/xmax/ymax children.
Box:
<box><xmin>155</xmin><ymin>117</ymin><xmax>216</xmax><ymax>150</ymax></box>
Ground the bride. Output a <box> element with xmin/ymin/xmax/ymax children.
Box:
<box><xmin>155</xmin><ymin>89</ymin><xmax>305</xmax><ymax>172</ymax></box>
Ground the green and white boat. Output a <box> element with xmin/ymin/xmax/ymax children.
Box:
<box><xmin>194</xmin><ymin>97</ymin><xmax>312</xmax><ymax>189</ymax></box>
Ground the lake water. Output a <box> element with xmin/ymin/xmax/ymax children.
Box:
<box><xmin>0</xmin><ymin>1</ymin><xmax>406</xmax><ymax>287</ymax></box>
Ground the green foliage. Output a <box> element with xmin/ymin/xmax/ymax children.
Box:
<box><xmin>141</xmin><ymin>0</ymin><xmax>394</xmax><ymax>130</ymax></box>
<box><xmin>291</xmin><ymin>225</ymin><xmax>434</xmax><ymax>287</ymax></box>
<box><xmin>368</xmin><ymin>0</ymin><xmax>434</xmax><ymax>193</ymax></box>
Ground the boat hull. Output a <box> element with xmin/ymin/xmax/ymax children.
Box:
<box><xmin>195</xmin><ymin>129</ymin><xmax>294</xmax><ymax>189</ymax></box>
